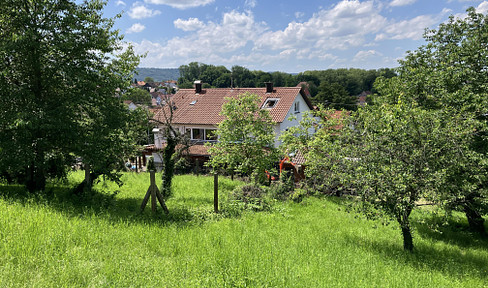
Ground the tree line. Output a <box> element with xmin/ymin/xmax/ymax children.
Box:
<box><xmin>177</xmin><ymin>63</ymin><xmax>396</xmax><ymax>110</ymax></box>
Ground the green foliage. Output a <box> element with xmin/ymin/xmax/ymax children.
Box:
<box><xmin>280</xmin><ymin>102</ymin><xmax>474</xmax><ymax>251</ymax></box>
<box><xmin>374</xmin><ymin>7</ymin><xmax>488</xmax><ymax>234</ymax></box>
<box><xmin>207</xmin><ymin>92</ymin><xmax>279</xmax><ymax>184</ymax></box>
<box><xmin>303</xmin><ymin>68</ymin><xmax>395</xmax><ymax>95</ymax></box>
<box><xmin>0</xmin><ymin>0</ymin><xmax>141</xmax><ymax>192</ymax></box>
<box><xmin>313</xmin><ymin>82</ymin><xmax>358</xmax><ymax>110</ymax></box>
<box><xmin>143</xmin><ymin>76</ymin><xmax>154</xmax><ymax>83</ymax></box>
<box><xmin>121</xmin><ymin>87</ymin><xmax>151</xmax><ymax>105</ymax></box>
<box><xmin>226</xmin><ymin>184</ymin><xmax>271</xmax><ymax>212</ymax></box>
<box><xmin>268</xmin><ymin>174</ymin><xmax>295</xmax><ymax>201</ymax></box>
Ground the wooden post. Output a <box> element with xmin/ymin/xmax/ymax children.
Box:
<box><xmin>141</xmin><ymin>170</ymin><xmax>169</xmax><ymax>214</ymax></box>
<box><xmin>150</xmin><ymin>170</ymin><xmax>156</xmax><ymax>212</ymax></box>
<box><xmin>214</xmin><ymin>173</ymin><xmax>218</xmax><ymax>213</ymax></box>
<box><xmin>135</xmin><ymin>157</ymin><xmax>138</xmax><ymax>173</ymax></box>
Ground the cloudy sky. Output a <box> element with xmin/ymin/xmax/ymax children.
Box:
<box><xmin>105</xmin><ymin>0</ymin><xmax>488</xmax><ymax>72</ymax></box>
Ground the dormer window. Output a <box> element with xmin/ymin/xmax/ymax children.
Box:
<box><xmin>262</xmin><ymin>98</ymin><xmax>279</xmax><ymax>109</ymax></box>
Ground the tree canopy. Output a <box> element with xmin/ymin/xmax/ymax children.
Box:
<box><xmin>207</xmin><ymin>92</ymin><xmax>279</xmax><ymax>184</ymax></box>
<box><xmin>0</xmin><ymin>0</ymin><xmax>142</xmax><ymax>192</ymax></box>
<box><xmin>374</xmin><ymin>7</ymin><xmax>488</xmax><ymax>234</ymax></box>
<box><xmin>280</xmin><ymin>7</ymin><xmax>488</xmax><ymax>249</ymax></box>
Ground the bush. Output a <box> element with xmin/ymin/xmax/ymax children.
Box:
<box><xmin>227</xmin><ymin>184</ymin><xmax>271</xmax><ymax>212</ymax></box>
<box><xmin>268</xmin><ymin>174</ymin><xmax>295</xmax><ymax>200</ymax></box>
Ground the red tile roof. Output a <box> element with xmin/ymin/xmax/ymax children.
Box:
<box><xmin>154</xmin><ymin>86</ymin><xmax>313</xmax><ymax>125</ymax></box>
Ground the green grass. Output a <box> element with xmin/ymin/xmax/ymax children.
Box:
<box><xmin>1</xmin><ymin>172</ymin><xmax>487</xmax><ymax>287</ymax></box>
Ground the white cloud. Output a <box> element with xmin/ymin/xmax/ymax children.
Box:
<box><xmin>130</xmin><ymin>10</ymin><xmax>267</xmax><ymax>67</ymax></box>
<box><xmin>476</xmin><ymin>1</ymin><xmax>488</xmax><ymax>14</ymax></box>
<box><xmin>174</xmin><ymin>18</ymin><xmax>205</xmax><ymax>31</ymax></box>
<box><xmin>245</xmin><ymin>0</ymin><xmax>257</xmax><ymax>9</ymax></box>
<box><xmin>375</xmin><ymin>8</ymin><xmax>450</xmax><ymax>41</ymax></box>
<box><xmin>295</xmin><ymin>11</ymin><xmax>305</xmax><ymax>19</ymax></box>
<box><xmin>126</xmin><ymin>23</ymin><xmax>146</xmax><ymax>34</ymax></box>
<box><xmin>255</xmin><ymin>0</ymin><xmax>387</xmax><ymax>52</ymax></box>
<box><xmin>389</xmin><ymin>0</ymin><xmax>417</xmax><ymax>7</ymax></box>
<box><xmin>353</xmin><ymin>50</ymin><xmax>383</xmax><ymax>61</ymax></box>
<box><xmin>144</xmin><ymin>0</ymin><xmax>214</xmax><ymax>9</ymax></box>
<box><xmin>128</xmin><ymin>3</ymin><xmax>161</xmax><ymax>19</ymax></box>
<box><xmin>116</xmin><ymin>0</ymin><xmax>126</xmax><ymax>6</ymax></box>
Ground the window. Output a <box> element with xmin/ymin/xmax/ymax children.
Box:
<box><xmin>192</xmin><ymin>128</ymin><xmax>204</xmax><ymax>140</ymax></box>
<box><xmin>188</xmin><ymin>128</ymin><xmax>217</xmax><ymax>141</ymax></box>
<box><xmin>262</xmin><ymin>98</ymin><xmax>279</xmax><ymax>109</ymax></box>
<box><xmin>205</xmin><ymin>129</ymin><xmax>217</xmax><ymax>141</ymax></box>
<box><xmin>294</xmin><ymin>101</ymin><xmax>300</xmax><ymax>113</ymax></box>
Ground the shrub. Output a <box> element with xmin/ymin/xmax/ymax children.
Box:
<box><xmin>227</xmin><ymin>184</ymin><xmax>271</xmax><ymax>212</ymax></box>
<box><xmin>268</xmin><ymin>174</ymin><xmax>295</xmax><ymax>200</ymax></box>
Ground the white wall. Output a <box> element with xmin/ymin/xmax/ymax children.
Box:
<box><xmin>275</xmin><ymin>92</ymin><xmax>313</xmax><ymax>147</ymax></box>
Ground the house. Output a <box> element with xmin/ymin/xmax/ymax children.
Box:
<box><xmin>357</xmin><ymin>91</ymin><xmax>371</xmax><ymax>106</ymax></box>
<box><xmin>123</xmin><ymin>100</ymin><xmax>138</xmax><ymax>111</ymax></box>
<box><xmin>150</xmin><ymin>81</ymin><xmax>315</xmax><ymax>168</ymax></box>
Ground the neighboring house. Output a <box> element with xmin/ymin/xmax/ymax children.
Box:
<box><xmin>149</xmin><ymin>81</ymin><xmax>315</xmax><ymax>167</ymax></box>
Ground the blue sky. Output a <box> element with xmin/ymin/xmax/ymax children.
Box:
<box><xmin>103</xmin><ymin>0</ymin><xmax>488</xmax><ymax>72</ymax></box>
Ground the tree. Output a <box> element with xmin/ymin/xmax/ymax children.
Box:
<box><xmin>347</xmin><ymin>102</ymin><xmax>472</xmax><ymax>251</ymax></box>
<box><xmin>151</xmin><ymin>95</ymin><xmax>192</xmax><ymax>199</ymax></box>
<box><xmin>0</xmin><ymin>0</ymin><xmax>141</xmax><ymax>192</ymax></box>
<box><xmin>207</xmin><ymin>92</ymin><xmax>279</xmax><ymax>184</ymax></box>
<box><xmin>375</xmin><ymin>7</ymin><xmax>488</xmax><ymax>234</ymax></box>
<box><xmin>121</xmin><ymin>88</ymin><xmax>151</xmax><ymax>105</ymax></box>
<box><xmin>313</xmin><ymin>82</ymin><xmax>358</xmax><ymax>110</ymax></box>
<box><xmin>144</xmin><ymin>76</ymin><xmax>154</xmax><ymax>83</ymax></box>
<box><xmin>281</xmin><ymin>102</ymin><xmax>471</xmax><ymax>251</ymax></box>
<box><xmin>231</xmin><ymin>65</ymin><xmax>256</xmax><ymax>88</ymax></box>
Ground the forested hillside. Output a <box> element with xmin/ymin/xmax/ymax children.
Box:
<box><xmin>135</xmin><ymin>68</ymin><xmax>180</xmax><ymax>82</ymax></box>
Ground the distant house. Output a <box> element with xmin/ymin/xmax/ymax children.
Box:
<box><xmin>164</xmin><ymin>80</ymin><xmax>178</xmax><ymax>90</ymax></box>
<box><xmin>358</xmin><ymin>91</ymin><xmax>371</xmax><ymax>106</ymax></box>
<box><xmin>123</xmin><ymin>100</ymin><xmax>138</xmax><ymax>111</ymax></box>
<box><xmin>149</xmin><ymin>81</ymin><xmax>315</xmax><ymax>166</ymax></box>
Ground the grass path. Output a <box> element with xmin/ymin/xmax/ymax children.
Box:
<box><xmin>0</xmin><ymin>172</ymin><xmax>487</xmax><ymax>287</ymax></box>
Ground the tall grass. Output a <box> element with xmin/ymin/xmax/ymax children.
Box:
<box><xmin>0</xmin><ymin>172</ymin><xmax>487</xmax><ymax>287</ymax></box>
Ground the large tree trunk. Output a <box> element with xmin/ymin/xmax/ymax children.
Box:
<box><xmin>464</xmin><ymin>204</ymin><xmax>486</xmax><ymax>235</ymax></box>
<box><xmin>26</xmin><ymin>151</ymin><xmax>46</xmax><ymax>193</ymax></box>
<box><xmin>26</xmin><ymin>164</ymin><xmax>46</xmax><ymax>193</ymax></box>
<box><xmin>73</xmin><ymin>164</ymin><xmax>99</xmax><ymax>195</ymax></box>
<box><xmin>398</xmin><ymin>204</ymin><xmax>414</xmax><ymax>252</ymax></box>
<box><xmin>401</xmin><ymin>225</ymin><xmax>414</xmax><ymax>252</ymax></box>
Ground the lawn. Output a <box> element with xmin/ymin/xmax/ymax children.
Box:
<box><xmin>0</xmin><ymin>172</ymin><xmax>487</xmax><ymax>287</ymax></box>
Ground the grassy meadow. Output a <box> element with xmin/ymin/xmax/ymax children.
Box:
<box><xmin>0</xmin><ymin>171</ymin><xmax>487</xmax><ymax>287</ymax></box>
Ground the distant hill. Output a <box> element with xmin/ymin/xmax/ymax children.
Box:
<box><xmin>134</xmin><ymin>68</ymin><xmax>180</xmax><ymax>82</ymax></box>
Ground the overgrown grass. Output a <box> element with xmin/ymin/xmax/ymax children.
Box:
<box><xmin>0</xmin><ymin>172</ymin><xmax>487</xmax><ymax>287</ymax></box>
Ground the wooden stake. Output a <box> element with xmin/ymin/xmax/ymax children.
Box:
<box><xmin>141</xmin><ymin>170</ymin><xmax>169</xmax><ymax>214</ymax></box>
<box><xmin>214</xmin><ymin>173</ymin><xmax>218</xmax><ymax>213</ymax></box>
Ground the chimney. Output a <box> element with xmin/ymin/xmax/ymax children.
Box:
<box><xmin>265</xmin><ymin>82</ymin><xmax>273</xmax><ymax>93</ymax></box>
<box><xmin>194</xmin><ymin>80</ymin><xmax>202</xmax><ymax>94</ymax></box>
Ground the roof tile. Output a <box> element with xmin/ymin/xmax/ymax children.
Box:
<box><xmin>154</xmin><ymin>87</ymin><xmax>312</xmax><ymax>125</ymax></box>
